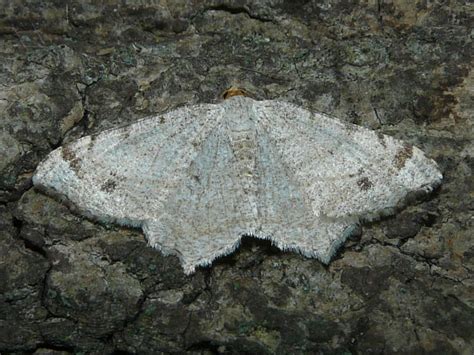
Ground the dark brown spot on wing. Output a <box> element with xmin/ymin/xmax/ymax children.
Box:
<box><xmin>357</xmin><ymin>176</ymin><xmax>373</xmax><ymax>191</ymax></box>
<box><xmin>101</xmin><ymin>179</ymin><xmax>117</xmax><ymax>193</ymax></box>
<box><xmin>377</xmin><ymin>132</ymin><xmax>387</xmax><ymax>148</ymax></box>
<box><xmin>87</xmin><ymin>136</ymin><xmax>97</xmax><ymax>152</ymax></box>
<box><xmin>61</xmin><ymin>145</ymin><xmax>82</xmax><ymax>174</ymax></box>
<box><xmin>394</xmin><ymin>144</ymin><xmax>413</xmax><ymax>170</ymax></box>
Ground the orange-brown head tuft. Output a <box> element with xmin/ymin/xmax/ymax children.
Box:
<box><xmin>222</xmin><ymin>87</ymin><xmax>248</xmax><ymax>100</ymax></box>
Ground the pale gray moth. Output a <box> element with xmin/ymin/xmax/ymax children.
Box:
<box><xmin>33</xmin><ymin>92</ymin><xmax>442</xmax><ymax>274</ymax></box>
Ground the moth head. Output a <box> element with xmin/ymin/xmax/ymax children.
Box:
<box><xmin>222</xmin><ymin>87</ymin><xmax>249</xmax><ymax>100</ymax></box>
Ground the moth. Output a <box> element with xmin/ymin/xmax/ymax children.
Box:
<box><xmin>34</xmin><ymin>90</ymin><xmax>442</xmax><ymax>274</ymax></box>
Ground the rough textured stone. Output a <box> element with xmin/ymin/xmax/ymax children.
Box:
<box><xmin>0</xmin><ymin>230</ymin><xmax>49</xmax><ymax>351</ymax></box>
<box><xmin>1</xmin><ymin>1</ymin><xmax>472</xmax><ymax>353</ymax></box>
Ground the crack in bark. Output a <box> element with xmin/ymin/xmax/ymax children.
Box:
<box><xmin>353</xmin><ymin>236</ymin><xmax>471</xmax><ymax>286</ymax></box>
